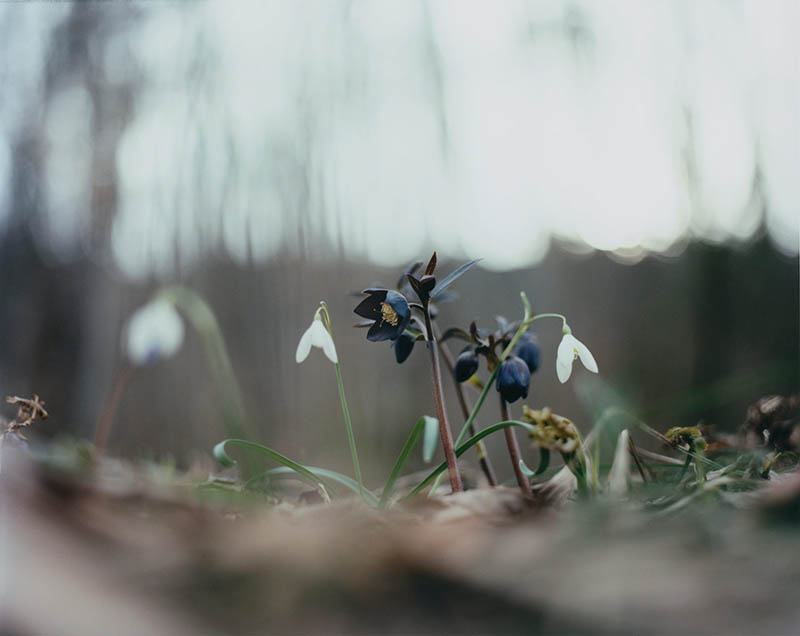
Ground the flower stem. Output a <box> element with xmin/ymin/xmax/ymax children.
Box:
<box><xmin>424</xmin><ymin>306</ymin><xmax>463</xmax><ymax>493</ymax></box>
<box><xmin>499</xmin><ymin>396</ymin><xmax>532</xmax><ymax>497</ymax></box>
<box><xmin>158</xmin><ymin>286</ymin><xmax>255</xmax><ymax>441</ymax></box>
<box><xmin>435</xmin><ymin>331</ymin><xmax>498</xmax><ymax>487</ymax></box>
<box><xmin>319</xmin><ymin>302</ymin><xmax>367</xmax><ymax>503</ymax></box>
<box><xmin>453</xmin><ymin>296</ymin><xmax>562</xmax><ymax>448</ymax></box>
<box><xmin>93</xmin><ymin>363</ymin><xmax>136</xmax><ymax>454</ymax></box>
<box><xmin>333</xmin><ymin>362</ymin><xmax>365</xmax><ymax>501</ymax></box>
<box><xmin>428</xmin><ymin>294</ymin><xmax>559</xmax><ymax>494</ymax></box>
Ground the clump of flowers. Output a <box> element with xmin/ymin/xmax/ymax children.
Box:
<box><xmin>123</xmin><ymin>250</ymin><xmax>602</xmax><ymax>508</ymax></box>
<box><xmin>353</xmin><ymin>252</ymin><xmax>599</xmax><ymax>498</ymax></box>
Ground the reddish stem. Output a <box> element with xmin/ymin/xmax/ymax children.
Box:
<box><xmin>500</xmin><ymin>396</ymin><xmax>533</xmax><ymax>497</ymax></box>
<box><xmin>94</xmin><ymin>364</ymin><xmax>136</xmax><ymax>454</ymax></box>
<box><xmin>424</xmin><ymin>308</ymin><xmax>463</xmax><ymax>493</ymax></box>
<box><xmin>436</xmin><ymin>337</ymin><xmax>498</xmax><ymax>487</ymax></box>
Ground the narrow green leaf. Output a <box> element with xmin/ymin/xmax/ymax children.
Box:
<box><xmin>519</xmin><ymin>448</ymin><xmax>550</xmax><ymax>477</ymax></box>
<box><xmin>213</xmin><ymin>441</ymin><xmax>237</xmax><ymax>467</ymax></box>
<box><xmin>380</xmin><ymin>417</ymin><xmax>429</xmax><ymax>506</ymax></box>
<box><xmin>407</xmin><ymin>420</ymin><xmax>534</xmax><ymax>498</ymax></box>
<box><xmin>430</xmin><ymin>258</ymin><xmax>482</xmax><ymax>300</ymax></box>
<box><xmin>422</xmin><ymin>416</ymin><xmax>439</xmax><ymax>463</ymax></box>
<box><xmin>250</xmin><ymin>466</ymin><xmax>380</xmax><ymax>506</ymax></box>
<box><xmin>213</xmin><ymin>439</ymin><xmax>331</xmax><ymax>500</ymax></box>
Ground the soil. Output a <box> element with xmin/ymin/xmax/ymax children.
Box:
<box><xmin>3</xmin><ymin>449</ymin><xmax>800</xmax><ymax>635</ymax></box>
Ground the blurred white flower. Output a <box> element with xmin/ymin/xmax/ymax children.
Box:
<box><xmin>125</xmin><ymin>299</ymin><xmax>185</xmax><ymax>365</ymax></box>
<box><xmin>296</xmin><ymin>314</ymin><xmax>338</xmax><ymax>364</ymax></box>
<box><xmin>556</xmin><ymin>329</ymin><xmax>598</xmax><ymax>383</ymax></box>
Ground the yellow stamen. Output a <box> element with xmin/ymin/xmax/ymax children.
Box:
<box><xmin>380</xmin><ymin>302</ymin><xmax>399</xmax><ymax>326</ymax></box>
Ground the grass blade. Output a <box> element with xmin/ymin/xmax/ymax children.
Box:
<box><xmin>214</xmin><ymin>439</ymin><xmax>332</xmax><ymax>502</ymax></box>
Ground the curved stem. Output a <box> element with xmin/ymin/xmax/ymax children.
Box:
<box><xmin>158</xmin><ymin>286</ymin><xmax>254</xmax><ymax>441</ymax></box>
<box><xmin>500</xmin><ymin>397</ymin><xmax>533</xmax><ymax>497</ymax></box>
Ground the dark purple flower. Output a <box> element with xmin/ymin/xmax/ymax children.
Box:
<box><xmin>496</xmin><ymin>356</ymin><xmax>531</xmax><ymax>403</ymax></box>
<box><xmin>454</xmin><ymin>349</ymin><xmax>479</xmax><ymax>382</ymax></box>
<box><xmin>393</xmin><ymin>331</ymin><xmax>416</xmax><ymax>363</ymax></box>
<box><xmin>513</xmin><ymin>332</ymin><xmax>541</xmax><ymax>374</ymax></box>
<box><xmin>354</xmin><ymin>289</ymin><xmax>411</xmax><ymax>342</ymax></box>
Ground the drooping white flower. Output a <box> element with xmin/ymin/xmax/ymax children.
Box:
<box><xmin>556</xmin><ymin>328</ymin><xmax>598</xmax><ymax>383</ymax></box>
<box><xmin>125</xmin><ymin>299</ymin><xmax>185</xmax><ymax>366</ymax></box>
<box><xmin>296</xmin><ymin>314</ymin><xmax>338</xmax><ymax>364</ymax></box>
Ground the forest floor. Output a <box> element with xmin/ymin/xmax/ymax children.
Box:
<box><xmin>3</xmin><ymin>439</ymin><xmax>800</xmax><ymax>636</ymax></box>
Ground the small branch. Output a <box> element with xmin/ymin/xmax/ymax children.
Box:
<box><xmin>6</xmin><ymin>394</ymin><xmax>49</xmax><ymax>433</ymax></box>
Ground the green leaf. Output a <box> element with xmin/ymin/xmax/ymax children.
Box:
<box><xmin>430</xmin><ymin>258</ymin><xmax>482</xmax><ymax>300</ymax></box>
<box><xmin>407</xmin><ymin>420</ymin><xmax>534</xmax><ymax>498</ymax></box>
<box><xmin>213</xmin><ymin>441</ymin><xmax>237</xmax><ymax>467</ymax></box>
<box><xmin>519</xmin><ymin>448</ymin><xmax>550</xmax><ymax>477</ymax></box>
<box><xmin>249</xmin><ymin>466</ymin><xmax>380</xmax><ymax>506</ymax></box>
<box><xmin>422</xmin><ymin>416</ymin><xmax>439</xmax><ymax>463</ymax></box>
<box><xmin>213</xmin><ymin>439</ymin><xmax>332</xmax><ymax>501</ymax></box>
<box><xmin>380</xmin><ymin>416</ymin><xmax>432</xmax><ymax>506</ymax></box>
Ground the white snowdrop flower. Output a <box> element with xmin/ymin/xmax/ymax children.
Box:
<box><xmin>296</xmin><ymin>313</ymin><xmax>338</xmax><ymax>364</ymax></box>
<box><xmin>556</xmin><ymin>327</ymin><xmax>598</xmax><ymax>383</ymax></box>
<box><xmin>125</xmin><ymin>299</ymin><xmax>185</xmax><ymax>365</ymax></box>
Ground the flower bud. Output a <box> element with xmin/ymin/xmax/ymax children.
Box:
<box><xmin>513</xmin><ymin>332</ymin><xmax>541</xmax><ymax>373</ymax></box>
<box><xmin>495</xmin><ymin>356</ymin><xmax>531</xmax><ymax>403</ymax></box>
<box><xmin>454</xmin><ymin>349</ymin><xmax>479</xmax><ymax>382</ymax></box>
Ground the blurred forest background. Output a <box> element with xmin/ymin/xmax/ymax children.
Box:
<box><xmin>0</xmin><ymin>1</ymin><xmax>797</xmax><ymax>486</ymax></box>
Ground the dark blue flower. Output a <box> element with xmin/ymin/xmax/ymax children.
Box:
<box><xmin>354</xmin><ymin>289</ymin><xmax>411</xmax><ymax>342</ymax></box>
<box><xmin>496</xmin><ymin>356</ymin><xmax>531</xmax><ymax>403</ymax></box>
<box><xmin>513</xmin><ymin>332</ymin><xmax>541</xmax><ymax>374</ymax></box>
<box><xmin>393</xmin><ymin>332</ymin><xmax>416</xmax><ymax>363</ymax></box>
<box><xmin>454</xmin><ymin>349</ymin><xmax>479</xmax><ymax>382</ymax></box>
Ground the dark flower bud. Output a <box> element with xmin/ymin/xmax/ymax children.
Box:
<box><xmin>496</xmin><ymin>356</ymin><xmax>531</xmax><ymax>403</ymax></box>
<box><xmin>513</xmin><ymin>332</ymin><xmax>541</xmax><ymax>373</ymax></box>
<box><xmin>454</xmin><ymin>349</ymin><xmax>479</xmax><ymax>382</ymax></box>
<box><xmin>393</xmin><ymin>332</ymin><xmax>416</xmax><ymax>364</ymax></box>
<box><xmin>354</xmin><ymin>289</ymin><xmax>411</xmax><ymax>342</ymax></box>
